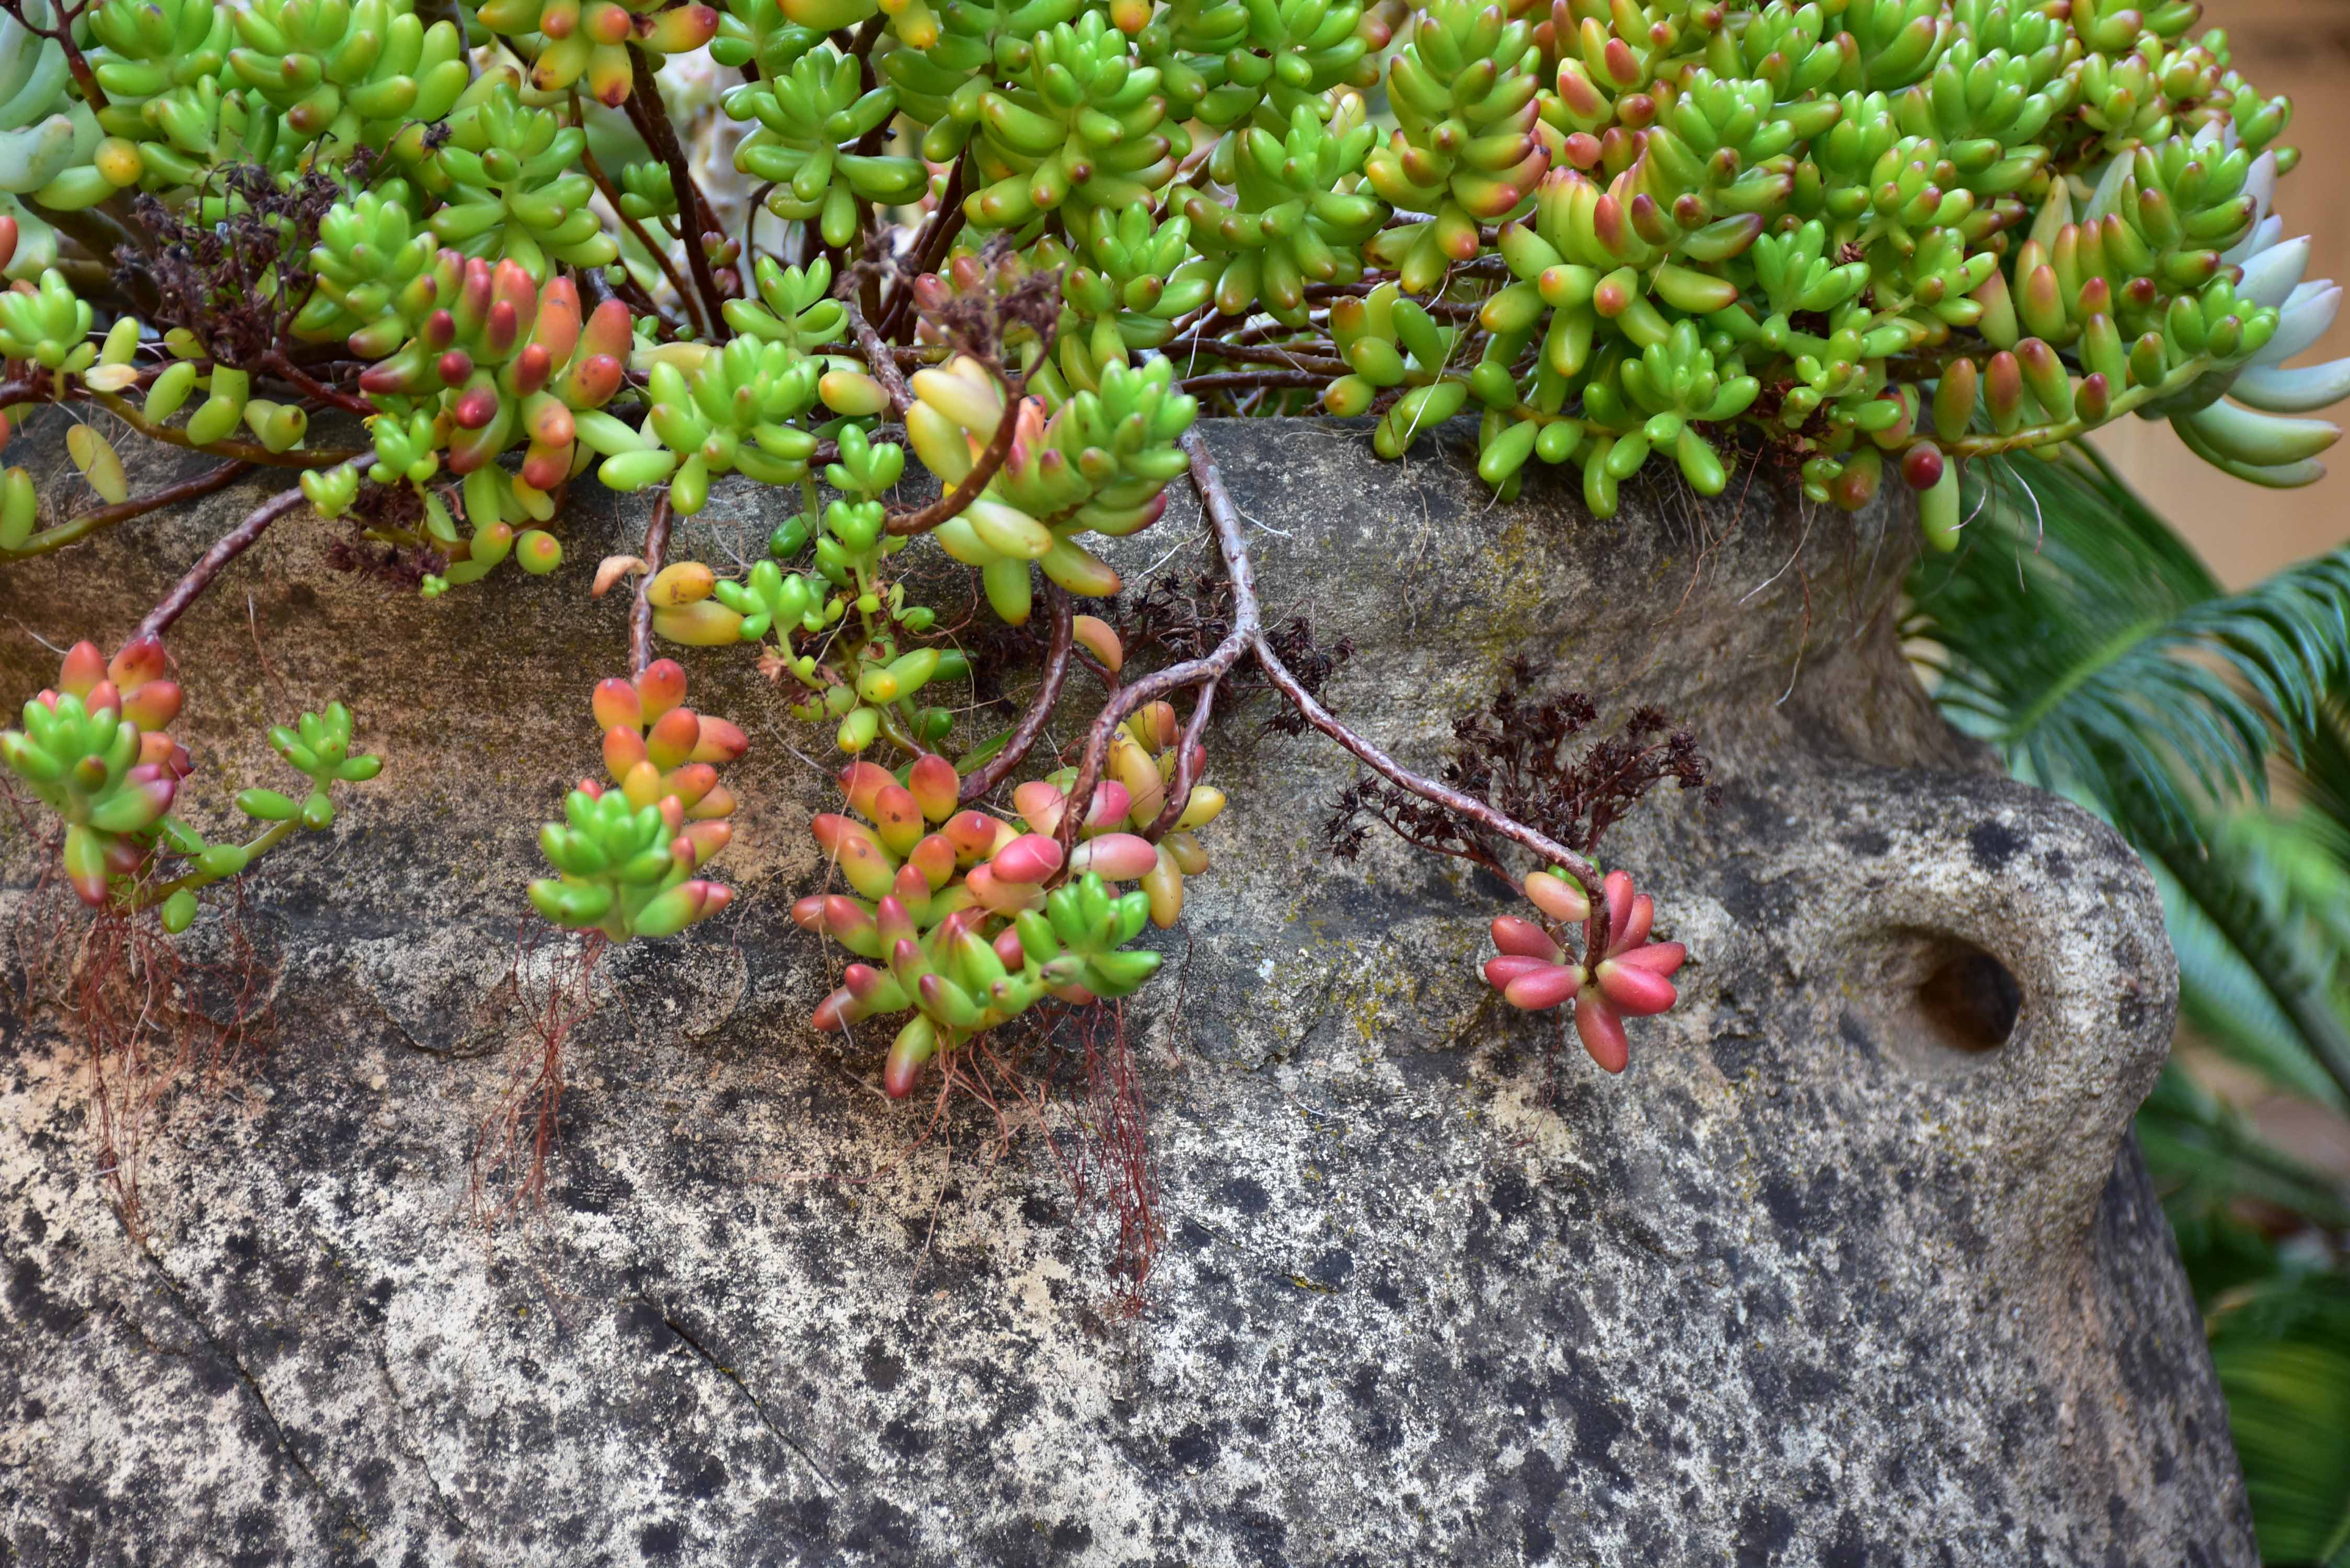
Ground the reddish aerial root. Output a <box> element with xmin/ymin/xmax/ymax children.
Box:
<box><xmin>835</xmin><ymin>995</ymin><xmax>1165</xmax><ymax>1313</ymax></box>
<box><xmin>469</xmin><ymin>920</ymin><xmax>607</xmax><ymax>1240</ymax></box>
<box><xmin>1067</xmin><ymin>1000</ymin><xmax>1162</xmax><ymax>1314</ymax></box>
<box><xmin>5</xmin><ymin>823</ymin><xmax>274</xmax><ymax>1236</ymax></box>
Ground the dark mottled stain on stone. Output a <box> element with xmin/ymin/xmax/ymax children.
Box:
<box><xmin>1736</xmin><ymin>1497</ymin><xmax>1797</xmax><ymax>1565</ymax></box>
<box><xmin>1168</xmin><ymin>1423</ymin><xmax>1219</xmax><ymax>1469</ymax></box>
<box><xmin>1305</xmin><ymin>1248</ymin><xmax>1353</xmax><ymax>1288</ymax></box>
<box><xmin>1219</xmin><ymin>1176</ymin><xmax>1271</xmax><ymax>1216</ymax></box>
<box><xmin>881</xmin><ymin>1417</ymin><xmax>931</xmax><ymax>1458</ymax></box>
<box><xmin>1711</xmin><ymin>1025</ymin><xmax>1762</xmax><ymax>1080</ymax></box>
<box><xmin>862</xmin><ymin>1339</ymin><xmax>904</xmax><ymax>1391</ymax></box>
<box><xmin>1839</xmin><ymin>1011</ymin><xmax>1880</xmax><ymax>1064</ymax></box>
<box><xmin>1967</xmin><ymin>818</ymin><xmax>2028</xmax><ymax>872</ymax></box>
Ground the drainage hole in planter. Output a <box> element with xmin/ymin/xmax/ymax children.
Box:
<box><xmin>1915</xmin><ymin>946</ymin><xmax>2022</xmax><ymax>1054</ymax></box>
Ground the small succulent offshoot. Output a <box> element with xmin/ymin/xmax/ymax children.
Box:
<box><xmin>528</xmin><ymin>658</ymin><xmax>745</xmax><ymax>941</ymax></box>
<box><xmin>797</xmin><ymin>700</ymin><xmax>1224</xmax><ymax>1099</ymax></box>
<box><xmin>0</xmin><ymin>639</ymin><xmax>378</xmax><ymax>931</ymax></box>
<box><xmin>1484</xmin><ymin>866</ymin><xmax>1688</xmax><ymax>1072</ymax></box>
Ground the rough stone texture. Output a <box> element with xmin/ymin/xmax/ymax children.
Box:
<box><xmin>0</xmin><ymin>416</ymin><xmax>2251</xmax><ymax>1566</ymax></box>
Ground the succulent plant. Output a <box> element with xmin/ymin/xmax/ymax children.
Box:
<box><xmin>1482</xmin><ymin>866</ymin><xmax>1686</xmax><ymax>1072</ymax></box>
<box><xmin>0</xmin><ymin>0</ymin><xmax>2335</xmax><ymax>1126</ymax></box>
<box><xmin>725</xmin><ymin>43</ymin><xmax>926</xmax><ymax>245</ymax></box>
<box><xmin>0</xmin><ymin>639</ymin><xmax>375</xmax><ymax>929</ymax></box>
<box><xmin>1</xmin><ymin>638</ymin><xmax>186</xmax><ymax>906</ymax></box>
<box><xmin>797</xmin><ymin>717</ymin><xmax>1221</xmax><ymax>1096</ymax></box>
<box><xmin>528</xmin><ymin>659</ymin><xmax>744</xmax><ymax>939</ymax></box>
<box><xmin>473</xmin><ymin>0</ymin><xmax>719</xmax><ymax>106</ymax></box>
<box><xmin>419</xmin><ymin>78</ymin><xmax>623</xmax><ymax>280</ymax></box>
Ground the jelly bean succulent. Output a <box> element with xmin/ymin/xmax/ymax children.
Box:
<box><xmin>1484</xmin><ymin>866</ymin><xmax>1688</xmax><ymax>1071</ymax></box>
<box><xmin>0</xmin><ymin>0</ymin><xmax>2337</xmax><ymax>1120</ymax></box>
<box><xmin>0</xmin><ymin>638</ymin><xmax>377</xmax><ymax>932</ymax></box>
<box><xmin>797</xmin><ymin>698</ymin><xmax>1223</xmax><ymax>1099</ymax></box>
<box><xmin>529</xmin><ymin>658</ymin><xmax>743</xmax><ymax>939</ymax></box>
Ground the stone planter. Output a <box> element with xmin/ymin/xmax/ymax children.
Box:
<box><xmin>0</xmin><ymin>416</ymin><xmax>2251</xmax><ymax>1565</ymax></box>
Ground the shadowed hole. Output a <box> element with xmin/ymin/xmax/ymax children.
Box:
<box><xmin>1847</xmin><ymin>928</ymin><xmax>2028</xmax><ymax>1077</ymax></box>
<box><xmin>1915</xmin><ymin>947</ymin><xmax>2022</xmax><ymax>1054</ymax></box>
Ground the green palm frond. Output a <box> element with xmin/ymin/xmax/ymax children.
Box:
<box><xmin>2151</xmin><ymin>818</ymin><xmax>2350</xmax><ymax>1106</ymax></box>
<box><xmin>2208</xmin><ymin>1274</ymin><xmax>2350</xmax><ymax>1566</ymax></box>
<box><xmin>2140</xmin><ymin>1064</ymin><xmax>2350</xmax><ymax>1307</ymax></box>
<box><xmin>1909</xmin><ymin>449</ymin><xmax>2350</xmax><ymax>846</ymax></box>
<box><xmin>2156</xmin><ymin>852</ymin><xmax>2349</xmax><ymax>1109</ymax></box>
<box><xmin>1919</xmin><ymin>446</ymin><xmax>2350</xmax><ymax>1564</ymax></box>
<box><xmin>1910</xmin><ymin>444</ymin><xmax>2350</xmax><ymax>1105</ymax></box>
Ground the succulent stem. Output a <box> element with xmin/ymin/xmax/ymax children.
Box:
<box><xmin>138</xmin><ymin>453</ymin><xmax>371</xmax><ymax>641</ymax></box>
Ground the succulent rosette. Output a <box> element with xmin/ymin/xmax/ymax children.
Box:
<box><xmin>1</xmin><ymin>640</ymin><xmax>186</xmax><ymax>905</ymax></box>
<box><xmin>529</xmin><ymin>660</ymin><xmax>746</xmax><ymax>940</ymax></box>
<box><xmin>1484</xmin><ymin>866</ymin><xmax>1688</xmax><ymax>1072</ymax></box>
<box><xmin>797</xmin><ymin>704</ymin><xmax>1223</xmax><ymax>1098</ymax></box>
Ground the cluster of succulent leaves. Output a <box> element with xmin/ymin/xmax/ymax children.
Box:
<box><xmin>1324</xmin><ymin>659</ymin><xmax>1713</xmax><ymax>1070</ymax></box>
<box><xmin>0</xmin><ymin>638</ymin><xmax>376</xmax><ymax>931</ymax></box>
<box><xmin>528</xmin><ymin>658</ymin><xmax>743</xmax><ymax>939</ymax></box>
<box><xmin>787</xmin><ymin>698</ymin><xmax>1224</xmax><ymax>1099</ymax></box>
<box><xmin>0</xmin><ymin>0</ymin><xmax>2333</xmax><ymax>582</ymax></box>
<box><xmin>0</xmin><ymin>0</ymin><xmax>2342</xmax><ymax>1095</ymax></box>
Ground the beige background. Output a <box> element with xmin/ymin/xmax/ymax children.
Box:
<box><xmin>2094</xmin><ymin>0</ymin><xmax>2350</xmax><ymax>585</ymax></box>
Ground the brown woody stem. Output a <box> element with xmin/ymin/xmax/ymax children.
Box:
<box><xmin>1155</xmin><ymin>338</ymin><xmax>1347</xmax><ymax>374</ymax></box>
<box><xmin>627</xmin><ymin>51</ymin><xmax>732</xmax><ymax>339</ymax></box>
<box><xmin>957</xmin><ymin>585</ymin><xmax>1073</xmax><ymax>805</ymax></box>
<box><xmin>1178</xmin><ymin>370</ymin><xmax>1333</xmax><ymax>396</ymax></box>
<box><xmin>631</xmin><ymin>494</ymin><xmax>672</xmax><ymax>676</ymax></box>
<box><xmin>0</xmin><ymin>0</ymin><xmax>105</xmax><ymax>111</ymax></box>
<box><xmin>879</xmin><ymin>154</ymin><xmax>970</xmax><ymax>341</ymax></box>
<box><xmin>841</xmin><ymin>289</ymin><xmax>915</xmax><ymax>416</ymax></box>
<box><xmin>886</xmin><ymin>401</ymin><xmax>1016</xmax><ymax>536</ymax></box>
<box><xmin>91</xmin><ymin>389</ymin><xmax>363</xmax><ymax>469</ymax></box>
<box><xmin>137</xmin><ymin>451</ymin><xmax>370</xmax><ymax>641</ymax></box>
<box><xmin>581</xmin><ymin>128</ymin><xmax>702</xmax><ymax>330</ymax></box>
<box><xmin>1142</xmin><ymin>676</ymin><xmax>1217</xmax><ymax>840</ymax></box>
<box><xmin>261</xmin><ymin>353</ymin><xmax>373</xmax><ymax>417</ymax></box>
<box><xmin>3</xmin><ymin>459</ymin><xmax>252</xmax><ymax>561</ymax></box>
<box><xmin>1053</xmin><ymin>425</ymin><xmax>1595</xmax><ymax>879</ymax></box>
<box><xmin>1054</xmin><ymin>428</ymin><xmax>1258</xmax><ymax>856</ymax></box>
<box><xmin>1250</xmin><ymin>636</ymin><xmax>1593</xmax><ymax>878</ymax></box>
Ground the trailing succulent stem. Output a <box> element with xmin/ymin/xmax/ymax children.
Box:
<box><xmin>1329</xmin><ymin>664</ymin><xmax>1717</xmax><ymax>1068</ymax></box>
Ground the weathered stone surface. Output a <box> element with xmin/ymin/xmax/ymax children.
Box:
<box><xmin>0</xmin><ymin>417</ymin><xmax>2250</xmax><ymax>1565</ymax></box>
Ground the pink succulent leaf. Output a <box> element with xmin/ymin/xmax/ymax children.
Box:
<box><xmin>1502</xmin><ymin>962</ymin><xmax>1583</xmax><ymax>1011</ymax></box>
<box><xmin>1491</xmin><ymin>915</ymin><xmax>1562</xmax><ymax>962</ymax></box>
<box><xmin>1608</xmin><ymin>940</ymin><xmax>1686</xmax><ymax>977</ymax></box>
<box><xmin>989</xmin><ymin>833</ymin><xmax>1066</xmax><ymax>885</ymax></box>
<box><xmin>1066</xmin><ymin>831</ymin><xmax>1156</xmax><ymax>880</ymax></box>
<box><xmin>1575</xmin><ymin>996</ymin><xmax>1630</xmax><ymax>1073</ymax></box>
<box><xmin>1594</xmin><ymin>958</ymin><xmax>1677</xmax><ymax>1017</ymax></box>
<box><xmin>56</xmin><ymin>642</ymin><xmax>105</xmax><ymax>700</ymax></box>
<box><xmin>1609</xmin><ymin>892</ymin><xmax>1654</xmax><ymax>955</ymax></box>
<box><xmin>1013</xmin><ymin>780</ymin><xmax>1066</xmax><ymax>836</ymax></box>
<box><xmin>1483</xmin><ymin>954</ymin><xmax>1556</xmax><ymax>990</ymax></box>
<box><xmin>1522</xmin><ymin>869</ymin><xmax>1589</xmax><ymax>923</ymax></box>
<box><xmin>1600</xmin><ymin>868</ymin><xmax>1634</xmax><ymax>943</ymax></box>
